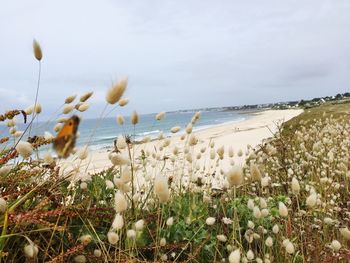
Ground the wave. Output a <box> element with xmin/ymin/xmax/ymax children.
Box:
<box><xmin>95</xmin><ymin>135</ymin><xmax>117</xmax><ymax>141</ymax></box>
<box><xmin>192</xmin><ymin>117</ymin><xmax>246</xmax><ymax>132</ymax></box>
<box><xmin>137</xmin><ymin>130</ymin><xmax>160</xmax><ymax>136</ymax></box>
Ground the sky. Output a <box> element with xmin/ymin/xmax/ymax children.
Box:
<box><xmin>0</xmin><ymin>0</ymin><xmax>349</xmax><ymax>119</ymax></box>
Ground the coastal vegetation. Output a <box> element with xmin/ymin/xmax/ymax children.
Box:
<box><xmin>0</xmin><ymin>42</ymin><xmax>349</xmax><ymax>262</ymax></box>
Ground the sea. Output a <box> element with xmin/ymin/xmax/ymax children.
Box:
<box><xmin>0</xmin><ymin>109</ymin><xmax>254</xmax><ymax>151</ymax></box>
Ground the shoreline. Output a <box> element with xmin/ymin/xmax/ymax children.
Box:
<box><xmin>61</xmin><ymin>109</ymin><xmax>303</xmax><ymax>175</ymax></box>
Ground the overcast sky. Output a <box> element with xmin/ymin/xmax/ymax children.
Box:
<box><xmin>0</xmin><ymin>0</ymin><xmax>349</xmax><ymax>119</ymax></box>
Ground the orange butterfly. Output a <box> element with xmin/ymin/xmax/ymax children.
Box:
<box><xmin>53</xmin><ymin>115</ymin><xmax>80</xmax><ymax>158</ymax></box>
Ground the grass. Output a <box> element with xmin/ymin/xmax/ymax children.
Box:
<box><xmin>0</xmin><ymin>100</ymin><xmax>349</xmax><ymax>262</ymax></box>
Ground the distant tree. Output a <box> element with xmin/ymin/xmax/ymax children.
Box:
<box><xmin>335</xmin><ymin>93</ymin><xmax>343</xmax><ymax>99</ymax></box>
<box><xmin>299</xmin><ymin>99</ymin><xmax>307</xmax><ymax>106</ymax></box>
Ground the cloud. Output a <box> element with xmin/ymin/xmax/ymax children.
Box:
<box><xmin>0</xmin><ymin>0</ymin><xmax>349</xmax><ymax>117</ymax></box>
<box><xmin>0</xmin><ymin>88</ymin><xmax>31</xmax><ymax>109</ymax></box>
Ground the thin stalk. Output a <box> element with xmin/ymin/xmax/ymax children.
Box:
<box><xmin>154</xmin><ymin>202</ymin><xmax>163</xmax><ymax>261</ymax></box>
<box><xmin>29</xmin><ymin>61</ymin><xmax>41</xmax><ymax>137</ymax></box>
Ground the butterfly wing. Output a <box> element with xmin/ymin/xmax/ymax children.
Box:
<box><xmin>53</xmin><ymin>115</ymin><xmax>80</xmax><ymax>158</ymax></box>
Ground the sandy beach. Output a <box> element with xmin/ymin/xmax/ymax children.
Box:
<box><xmin>68</xmin><ymin>109</ymin><xmax>303</xmax><ymax>176</ymax></box>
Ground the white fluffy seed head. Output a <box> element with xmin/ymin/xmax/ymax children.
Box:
<box><xmin>0</xmin><ymin>198</ymin><xmax>7</xmax><ymax>213</ymax></box>
<box><xmin>107</xmin><ymin>231</ymin><xmax>119</xmax><ymax>244</ymax></box>
<box><xmin>74</xmin><ymin>102</ymin><xmax>82</xmax><ymax>110</ymax></box>
<box><xmin>54</xmin><ymin>123</ymin><xmax>63</xmax><ymax>133</ymax></box>
<box><xmin>217</xmin><ymin>146</ymin><xmax>224</xmax><ymax>159</ymax></box>
<box><xmin>9</xmin><ymin>127</ymin><xmax>16</xmax><ymax>135</ymax></box>
<box><xmin>94</xmin><ymin>249</ymin><xmax>102</xmax><ymax>257</ymax></box>
<box><xmin>118</xmin><ymin>98</ymin><xmax>129</xmax><ymax>107</ymax></box>
<box><xmin>166</xmin><ymin>217</ymin><xmax>174</xmax><ymax>226</ymax></box>
<box><xmin>106</xmin><ymin>78</ymin><xmax>128</xmax><ymax>104</ymax></box>
<box><xmin>191</xmin><ymin>111</ymin><xmax>201</xmax><ymax>124</ymax></box>
<box><xmin>161</xmin><ymin>254</ymin><xmax>167</xmax><ymax>261</ymax></box>
<box><xmin>112</xmin><ymin>213</ymin><xmax>124</xmax><ymax>230</ymax></box>
<box><xmin>110</xmin><ymin>153</ymin><xmax>130</xmax><ymax>166</ymax></box>
<box><xmin>134</xmin><ymin>219</ymin><xmax>145</xmax><ymax>231</ymax></box>
<box><xmin>278</xmin><ymin>202</ymin><xmax>288</xmax><ymax>217</ymax></box>
<box><xmin>291</xmin><ymin>177</ymin><xmax>300</xmax><ymax>195</ymax></box>
<box><xmin>324</xmin><ymin>217</ymin><xmax>333</xmax><ymax>225</ymax></box>
<box><xmin>331</xmin><ymin>240</ymin><xmax>341</xmax><ymax>251</ymax></box>
<box><xmin>265</xmin><ymin>236</ymin><xmax>273</xmax><ymax>247</ymax></box>
<box><xmin>34</xmin><ymin>104</ymin><xmax>42</xmax><ymax>114</ymax></box>
<box><xmin>160</xmin><ymin>237</ymin><xmax>166</xmax><ymax>246</ymax></box>
<box><xmin>340</xmin><ymin>227</ymin><xmax>350</xmax><ymax>240</ymax></box>
<box><xmin>259</xmin><ymin>198</ymin><xmax>267</xmax><ymax>209</ymax></box>
<box><xmin>121</xmin><ymin>169</ymin><xmax>131</xmax><ymax>183</ymax></box>
<box><xmin>253</xmin><ymin>206</ymin><xmax>262</xmax><ymax>219</ymax></box>
<box><xmin>80</xmin><ymin>91</ymin><xmax>93</xmax><ymax>102</ymax></box>
<box><xmin>106</xmin><ymin>180</ymin><xmax>114</xmax><ymax>189</ymax></box>
<box><xmin>33</xmin><ymin>39</ymin><xmax>42</xmax><ymax>61</ymax></box>
<box><xmin>24</xmin><ymin>242</ymin><xmax>39</xmax><ymax>258</ymax></box>
<box><xmin>65</xmin><ymin>94</ymin><xmax>77</xmax><ymax>104</ymax></box>
<box><xmin>116</xmin><ymin>115</ymin><xmax>124</xmax><ymax>125</ymax></box>
<box><xmin>228</xmin><ymin>249</ymin><xmax>240</xmax><ymax>263</ymax></box>
<box><xmin>247</xmin><ymin>249</ymin><xmax>254</xmax><ymax>260</ymax></box>
<box><xmin>170</xmin><ymin>126</ymin><xmax>181</xmax><ymax>133</ymax></box>
<box><xmin>78</xmin><ymin>146</ymin><xmax>89</xmax><ymax>160</ymax></box>
<box><xmin>186</xmin><ymin>123</ymin><xmax>193</xmax><ymax>134</ymax></box>
<box><xmin>80</xmin><ymin>182</ymin><xmax>88</xmax><ymax>190</ymax></box>
<box><xmin>25</xmin><ymin>105</ymin><xmax>34</xmax><ymax>115</ymax></box>
<box><xmin>116</xmin><ymin>136</ymin><xmax>127</xmax><ymax>150</ymax></box>
<box><xmin>74</xmin><ymin>255</ymin><xmax>86</xmax><ymax>263</ymax></box>
<box><xmin>77</xmin><ymin>103</ymin><xmax>89</xmax><ymax>112</ymax></box>
<box><xmin>79</xmin><ymin>234</ymin><xmax>92</xmax><ymax>245</ymax></box>
<box><xmin>272</xmin><ymin>224</ymin><xmax>279</xmax><ymax>234</ymax></box>
<box><xmin>127</xmin><ymin>229</ymin><xmax>136</xmax><ymax>239</ymax></box>
<box><xmin>188</xmin><ymin>134</ymin><xmax>198</xmax><ymax>146</ymax></box>
<box><xmin>217</xmin><ymin>234</ymin><xmax>227</xmax><ymax>242</ymax></box>
<box><xmin>247</xmin><ymin>221</ymin><xmax>254</xmax><ymax>229</ymax></box>
<box><xmin>250</xmin><ymin>163</ymin><xmax>262</xmax><ymax>181</ymax></box>
<box><xmin>63</xmin><ymin>104</ymin><xmax>74</xmax><ymax>114</ymax></box>
<box><xmin>226</xmin><ymin>166</ymin><xmax>243</xmax><ymax>187</ymax></box>
<box><xmin>306</xmin><ymin>193</ymin><xmax>317</xmax><ymax>208</ymax></box>
<box><xmin>14</xmin><ymin>131</ymin><xmax>23</xmax><ymax>138</ymax></box>
<box><xmin>131</xmin><ymin>111</ymin><xmax>139</xmax><ymax>125</ymax></box>
<box><xmin>261</xmin><ymin>208</ymin><xmax>269</xmax><ymax>217</ymax></box>
<box><xmin>206</xmin><ymin>217</ymin><xmax>216</xmax><ymax>225</ymax></box>
<box><xmin>114</xmin><ymin>192</ymin><xmax>128</xmax><ymax>213</ymax></box>
<box><xmin>43</xmin><ymin>152</ymin><xmax>54</xmax><ymax>164</ymax></box>
<box><xmin>285</xmin><ymin>241</ymin><xmax>295</xmax><ymax>254</ymax></box>
<box><xmin>16</xmin><ymin>141</ymin><xmax>33</xmax><ymax>159</ymax></box>
<box><xmin>57</xmin><ymin>118</ymin><xmax>67</xmax><ymax>124</ymax></box>
<box><xmin>6</xmin><ymin>119</ymin><xmax>16</xmax><ymax>127</ymax></box>
<box><xmin>154</xmin><ymin>175</ymin><xmax>170</xmax><ymax>203</ymax></box>
<box><xmin>228</xmin><ymin>146</ymin><xmax>234</xmax><ymax>158</ymax></box>
<box><xmin>156</xmin><ymin>111</ymin><xmax>166</xmax><ymax>121</ymax></box>
<box><xmin>247</xmin><ymin>199</ymin><xmax>255</xmax><ymax>210</ymax></box>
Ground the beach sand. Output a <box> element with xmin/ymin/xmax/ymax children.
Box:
<box><xmin>68</xmin><ymin>109</ymin><xmax>303</xmax><ymax>176</ymax></box>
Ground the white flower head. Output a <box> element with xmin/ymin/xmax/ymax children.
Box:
<box><xmin>16</xmin><ymin>141</ymin><xmax>33</xmax><ymax>159</ymax></box>
<box><xmin>206</xmin><ymin>217</ymin><xmax>216</xmax><ymax>226</ymax></box>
